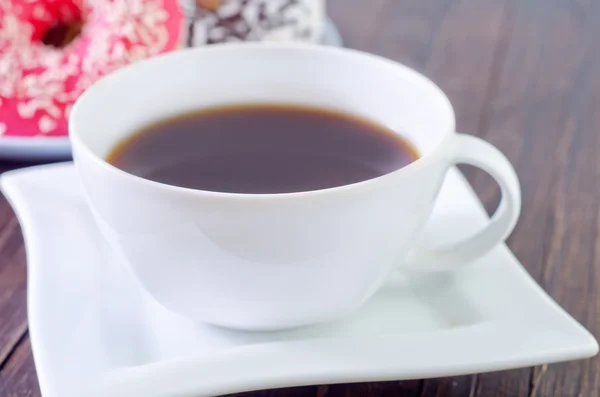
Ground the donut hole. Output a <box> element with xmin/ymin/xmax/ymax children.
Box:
<box><xmin>42</xmin><ymin>20</ymin><xmax>84</xmax><ymax>48</ymax></box>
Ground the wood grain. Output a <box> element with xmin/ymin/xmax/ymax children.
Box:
<box><xmin>0</xmin><ymin>197</ymin><xmax>27</xmax><ymax>369</ymax></box>
<box><xmin>0</xmin><ymin>335</ymin><xmax>41</xmax><ymax>397</ymax></box>
<box><xmin>1</xmin><ymin>0</ymin><xmax>599</xmax><ymax>396</ymax></box>
<box><xmin>471</xmin><ymin>0</ymin><xmax>600</xmax><ymax>395</ymax></box>
<box><xmin>314</xmin><ymin>381</ymin><xmax>422</xmax><ymax>397</ymax></box>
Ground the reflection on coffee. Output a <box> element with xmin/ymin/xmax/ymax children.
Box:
<box><xmin>107</xmin><ymin>104</ymin><xmax>419</xmax><ymax>194</ymax></box>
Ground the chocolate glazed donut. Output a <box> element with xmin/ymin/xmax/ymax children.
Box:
<box><xmin>181</xmin><ymin>0</ymin><xmax>325</xmax><ymax>46</ymax></box>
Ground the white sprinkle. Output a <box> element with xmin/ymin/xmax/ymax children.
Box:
<box><xmin>64</xmin><ymin>104</ymin><xmax>73</xmax><ymax>118</ymax></box>
<box><xmin>208</xmin><ymin>26</ymin><xmax>228</xmax><ymax>41</ymax></box>
<box><xmin>217</xmin><ymin>1</ymin><xmax>242</xmax><ymax>18</ymax></box>
<box><xmin>241</xmin><ymin>2</ymin><xmax>260</xmax><ymax>26</ymax></box>
<box><xmin>38</xmin><ymin>116</ymin><xmax>57</xmax><ymax>133</ymax></box>
<box><xmin>0</xmin><ymin>123</ymin><xmax>6</xmax><ymax>135</ymax></box>
<box><xmin>33</xmin><ymin>5</ymin><xmax>48</xmax><ymax>20</ymax></box>
<box><xmin>17</xmin><ymin>103</ymin><xmax>35</xmax><ymax>118</ymax></box>
<box><xmin>192</xmin><ymin>21</ymin><xmax>209</xmax><ymax>45</ymax></box>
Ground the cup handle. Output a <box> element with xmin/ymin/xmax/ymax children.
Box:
<box><xmin>405</xmin><ymin>133</ymin><xmax>521</xmax><ymax>272</ymax></box>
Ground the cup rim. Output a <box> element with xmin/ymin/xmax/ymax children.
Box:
<box><xmin>70</xmin><ymin>43</ymin><xmax>456</xmax><ymax>200</ymax></box>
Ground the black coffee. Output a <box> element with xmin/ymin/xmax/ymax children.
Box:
<box><xmin>107</xmin><ymin>104</ymin><xmax>419</xmax><ymax>194</ymax></box>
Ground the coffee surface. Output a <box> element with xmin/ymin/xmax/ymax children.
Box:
<box><xmin>107</xmin><ymin>104</ymin><xmax>419</xmax><ymax>194</ymax></box>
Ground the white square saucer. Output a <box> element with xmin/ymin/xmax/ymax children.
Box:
<box><xmin>1</xmin><ymin>163</ymin><xmax>597</xmax><ymax>397</ymax></box>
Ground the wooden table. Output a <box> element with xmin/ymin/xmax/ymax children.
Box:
<box><xmin>1</xmin><ymin>0</ymin><xmax>599</xmax><ymax>395</ymax></box>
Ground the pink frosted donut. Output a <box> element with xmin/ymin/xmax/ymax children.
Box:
<box><xmin>0</xmin><ymin>0</ymin><xmax>183</xmax><ymax>137</ymax></box>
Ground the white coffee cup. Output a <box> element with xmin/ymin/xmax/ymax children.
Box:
<box><xmin>70</xmin><ymin>44</ymin><xmax>521</xmax><ymax>331</ymax></box>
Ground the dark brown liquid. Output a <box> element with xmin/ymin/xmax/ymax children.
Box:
<box><xmin>107</xmin><ymin>104</ymin><xmax>419</xmax><ymax>194</ymax></box>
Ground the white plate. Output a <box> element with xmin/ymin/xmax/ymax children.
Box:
<box><xmin>1</xmin><ymin>163</ymin><xmax>596</xmax><ymax>397</ymax></box>
<box><xmin>0</xmin><ymin>19</ymin><xmax>342</xmax><ymax>162</ymax></box>
<box><xmin>0</xmin><ymin>137</ymin><xmax>72</xmax><ymax>161</ymax></box>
